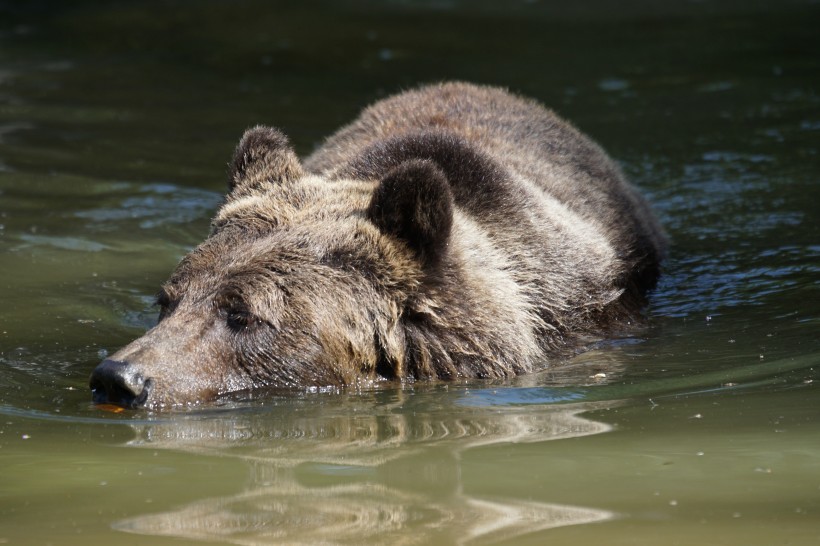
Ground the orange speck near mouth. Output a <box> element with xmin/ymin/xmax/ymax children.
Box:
<box><xmin>95</xmin><ymin>404</ymin><xmax>126</xmax><ymax>413</ymax></box>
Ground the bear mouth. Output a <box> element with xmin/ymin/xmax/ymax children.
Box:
<box><xmin>91</xmin><ymin>378</ymin><xmax>153</xmax><ymax>409</ymax></box>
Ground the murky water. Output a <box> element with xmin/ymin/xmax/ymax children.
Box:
<box><xmin>1</xmin><ymin>1</ymin><xmax>819</xmax><ymax>544</ymax></box>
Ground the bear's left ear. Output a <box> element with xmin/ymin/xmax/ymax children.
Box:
<box><xmin>229</xmin><ymin>126</ymin><xmax>304</xmax><ymax>197</ymax></box>
<box><xmin>367</xmin><ymin>159</ymin><xmax>453</xmax><ymax>268</ymax></box>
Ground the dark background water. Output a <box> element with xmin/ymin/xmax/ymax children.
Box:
<box><xmin>1</xmin><ymin>1</ymin><xmax>819</xmax><ymax>544</ymax></box>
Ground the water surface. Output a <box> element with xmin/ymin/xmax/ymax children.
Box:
<box><xmin>1</xmin><ymin>1</ymin><xmax>819</xmax><ymax>544</ymax></box>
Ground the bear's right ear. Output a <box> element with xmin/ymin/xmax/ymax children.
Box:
<box><xmin>229</xmin><ymin>126</ymin><xmax>304</xmax><ymax>197</ymax></box>
<box><xmin>367</xmin><ymin>159</ymin><xmax>454</xmax><ymax>269</ymax></box>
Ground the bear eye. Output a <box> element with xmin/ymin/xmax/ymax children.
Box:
<box><xmin>155</xmin><ymin>288</ymin><xmax>177</xmax><ymax>321</ymax></box>
<box><xmin>226</xmin><ymin>307</ymin><xmax>261</xmax><ymax>331</ymax></box>
<box><xmin>216</xmin><ymin>294</ymin><xmax>263</xmax><ymax>333</ymax></box>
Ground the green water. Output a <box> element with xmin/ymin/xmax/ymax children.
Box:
<box><xmin>1</xmin><ymin>1</ymin><xmax>819</xmax><ymax>544</ymax></box>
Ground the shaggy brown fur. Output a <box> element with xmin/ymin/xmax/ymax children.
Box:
<box><xmin>90</xmin><ymin>82</ymin><xmax>665</xmax><ymax>409</ymax></box>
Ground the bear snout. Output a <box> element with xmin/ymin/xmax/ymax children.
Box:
<box><xmin>89</xmin><ymin>359</ymin><xmax>152</xmax><ymax>409</ymax></box>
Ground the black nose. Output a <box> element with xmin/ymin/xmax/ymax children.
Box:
<box><xmin>89</xmin><ymin>359</ymin><xmax>152</xmax><ymax>408</ymax></box>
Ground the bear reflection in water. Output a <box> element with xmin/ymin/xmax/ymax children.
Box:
<box><xmin>89</xmin><ymin>82</ymin><xmax>664</xmax><ymax>409</ymax></box>
<box><xmin>112</xmin><ymin>392</ymin><xmax>617</xmax><ymax>544</ymax></box>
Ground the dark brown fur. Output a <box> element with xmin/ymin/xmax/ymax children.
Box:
<box><xmin>90</xmin><ymin>82</ymin><xmax>665</xmax><ymax>409</ymax></box>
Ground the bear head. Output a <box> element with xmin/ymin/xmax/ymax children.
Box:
<box><xmin>89</xmin><ymin>126</ymin><xmax>458</xmax><ymax>409</ymax></box>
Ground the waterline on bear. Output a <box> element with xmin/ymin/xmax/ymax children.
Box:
<box><xmin>90</xmin><ymin>82</ymin><xmax>665</xmax><ymax>410</ymax></box>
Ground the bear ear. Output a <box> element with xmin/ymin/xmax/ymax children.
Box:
<box><xmin>229</xmin><ymin>126</ymin><xmax>304</xmax><ymax>196</ymax></box>
<box><xmin>367</xmin><ymin>159</ymin><xmax>453</xmax><ymax>268</ymax></box>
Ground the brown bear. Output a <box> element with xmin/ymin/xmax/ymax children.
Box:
<box><xmin>90</xmin><ymin>82</ymin><xmax>665</xmax><ymax>409</ymax></box>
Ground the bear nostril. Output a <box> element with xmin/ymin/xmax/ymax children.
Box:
<box><xmin>89</xmin><ymin>359</ymin><xmax>152</xmax><ymax>409</ymax></box>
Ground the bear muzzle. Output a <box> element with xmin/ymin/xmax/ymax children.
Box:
<box><xmin>90</xmin><ymin>359</ymin><xmax>153</xmax><ymax>409</ymax></box>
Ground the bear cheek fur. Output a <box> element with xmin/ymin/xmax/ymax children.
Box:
<box><xmin>310</xmin><ymin>278</ymin><xmax>407</xmax><ymax>384</ymax></box>
<box><xmin>155</xmin><ymin>246</ymin><xmax>405</xmax><ymax>399</ymax></box>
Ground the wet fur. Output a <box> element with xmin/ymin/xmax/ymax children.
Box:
<box><xmin>99</xmin><ymin>82</ymin><xmax>665</xmax><ymax>407</ymax></box>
